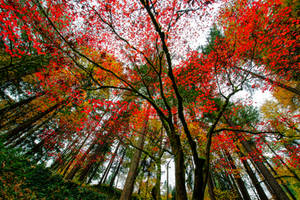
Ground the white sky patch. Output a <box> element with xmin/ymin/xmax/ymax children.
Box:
<box><xmin>252</xmin><ymin>89</ymin><xmax>274</xmax><ymax>108</ymax></box>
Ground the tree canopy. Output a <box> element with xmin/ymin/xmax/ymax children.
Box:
<box><xmin>0</xmin><ymin>0</ymin><xmax>299</xmax><ymax>199</ymax></box>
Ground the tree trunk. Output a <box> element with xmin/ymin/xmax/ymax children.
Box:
<box><xmin>11</xmin><ymin>114</ymin><xmax>53</xmax><ymax>148</ymax></box>
<box><xmin>109</xmin><ymin>148</ymin><xmax>126</xmax><ymax>187</ymax></box>
<box><xmin>120</xmin><ymin>116</ymin><xmax>148</xmax><ymax>200</ymax></box>
<box><xmin>167</xmin><ymin>114</ymin><xmax>188</xmax><ymax>200</ymax></box>
<box><xmin>265</xmin><ymin>140</ymin><xmax>300</xmax><ymax>182</ymax></box>
<box><xmin>228</xmin><ymin>173</ymin><xmax>243</xmax><ymax>199</ymax></box>
<box><xmin>99</xmin><ymin>141</ymin><xmax>121</xmax><ymax>184</ymax></box>
<box><xmin>51</xmin><ymin>137</ymin><xmax>78</xmax><ymax>171</ymax></box>
<box><xmin>0</xmin><ymin>94</ymin><xmax>42</xmax><ymax>119</ymax></box>
<box><xmin>4</xmin><ymin>100</ymin><xmax>63</xmax><ymax>142</ymax></box>
<box><xmin>78</xmin><ymin>142</ymin><xmax>110</xmax><ymax>183</ymax></box>
<box><xmin>225</xmin><ymin>150</ymin><xmax>251</xmax><ymax>200</ymax></box>
<box><xmin>207</xmin><ymin>172</ymin><xmax>216</xmax><ymax>200</ymax></box>
<box><xmin>65</xmin><ymin>141</ymin><xmax>96</xmax><ymax>180</ymax></box>
<box><xmin>168</xmin><ymin>131</ymin><xmax>188</xmax><ymax>200</ymax></box>
<box><xmin>241</xmin><ymin>158</ymin><xmax>269</xmax><ymax>200</ymax></box>
<box><xmin>166</xmin><ymin>160</ymin><xmax>170</xmax><ymax>200</ymax></box>
<box><xmin>152</xmin><ymin>159</ymin><xmax>162</xmax><ymax>200</ymax></box>
<box><xmin>241</xmin><ymin>140</ymin><xmax>289</xmax><ymax>200</ymax></box>
<box><xmin>87</xmin><ymin>162</ymin><xmax>101</xmax><ymax>185</ymax></box>
<box><xmin>264</xmin><ymin>158</ymin><xmax>297</xmax><ymax>200</ymax></box>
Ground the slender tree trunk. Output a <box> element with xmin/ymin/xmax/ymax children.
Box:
<box><xmin>224</xmin><ymin>116</ymin><xmax>290</xmax><ymax>200</ymax></box>
<box><xmin>265</xmin><ymin>140</ymin><xmax>300</xmax><ymax>181</ymax></box>
<box><xmin>99</xmin><ymin>141</ymin><xmax>121</xmax><ymax>184</ymax></box>
<box><xmin>168</xmin><ymin>130</ymin><xmax>188</xmax><ymax>200</ymax></box>
<box><xmin>198</xmin><ymin>95</ymin><xmax>234</xmax><ymax>200</ymax></box>
<box><xmin>87</xmin><ymin>162</ymin><xmax>101</xmax><ymax>185</ymax></box>
<box><xmin>62</xmin><ymin>155</ymin><xmax>77</xmax><ymax>176</ymax></box>
<box><xmin>1</xmin><ymin>103</ymin><xmax>38</xmax><ymax>130</ymax></box>
<box><xmin>4</xmin><ymin>100</ymin><xmax>63</xmax><ymax>142</ymax></box>
<box><xmin>0</xmin><ymin>94</ymin><xmax>41</xmax><ymax>119</ymax></box>
<box><xmin>11</xmin><ymin>114</ymin><xmax>52</xmax><ymax>148</ymax></box>
<box><xmin>65</xmin><ymin>141</ymin><xmax>96</xmax><ymax>180</ymax></box>
<box><xmin>228</xmin><ymin>173</ymin><xmax>243</xmax><ymax>199</ymax></box>
<box><xmin>60</xmin><ymin>131</ymin><xmax>92</xmax><ymax>174</ymax></box>
<box><xmin>109</xmin><ymin>148</ymin><xmax>126</xmax><ymax>187</ymax></box>
<box><xmin>207</xmin><ymin>172</ymin><xmax>216</xmax><ymax>200</ymax></box>
<box><xmin>120</xmin><ymin>115</ymin><xmax>148</xmax><ymax>200</ymax></box>
<box><xmin>26</xmin><ymin>128</ymin><xmax>57</xmax><ymax>157</ymax></box>
<box><xmin>51</xmin><ymin>136</ymin><xmax>78</xmax><ymax>171</ymax></box>
<box><xmin>241</xmin><ymin>158</ymin><xmax>269</xmax><ymax>200</ymax></box>
<box><xmin>166</xmin><ymin>160</ymin><xmax>170</xmax><ymax>200</ymax></box>
<box><xmin>152</xmin><ymin>128</ymin><xmax>165</xmax><ymax>200</ymax></box>
<box><xmin>225</xmin><ymin>150</ymin><xmax>251</xmax><ymax>200</ymax></box>
<box><xmin>137</xmin><ymin>155</ymin><xmax>148</xmax><ymax>195</ymax></box>
<box><xmin>152</xmin><ymin>159</ymin><xmax>162</xmax><ymax>200</ymax></box>
<box><xmin>241</xmin><ymin>140</ymin><xmax>289</xmax><ymax>200</ymax></box>
<box><xmin>167</xmin><ymin>114</ymin><xmax>188</xmax><ymax>200</ymax></box>
<box><xmin>264</xmin><ymin>158</ymin><xmax>297</xmax><ymax>200</ymax></box>
<box><xmin>79</xmin><ymin>142</ymin><xmax>110</xmax><ymax>183</ymax></box>
<box><xmin>78</xmin><ymin>161</ymin><xmax>96</xmax><ymax>183</ymax></box>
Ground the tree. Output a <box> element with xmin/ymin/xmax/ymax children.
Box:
<box><xmin>1</xmin><ymin>0</ymin><xmax>298</xmax><ymax>199</ymax></box>
<box><xmin>120</xmin><ymin>106</ymin><xmax>149</xmax><ymax>200</ymax></box>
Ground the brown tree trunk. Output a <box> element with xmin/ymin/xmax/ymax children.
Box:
<box><xmin>109</xmin><ymin>148</ymin><xmax>126</xmax><ymax>187</ymax></box>
<box><xmin>4</xmin><ymin>100</ymin><xmax>63</xmax><ymax>143</ymax></box>
<box><xmin>65</xmin><ymin>141</ymin><xmax>96</xmax><ymax>180</ymax></box>
<box><xmin>207</xmin><ymin>172</ymin><xmax>216</xmax><ymax>200</ymax></box>
<box><xmin>152</xmin><ymin>157</ymin><xmax>162</xmax><ymax>200</ymax></box>
<box><xmin>225</xmin><ymin>150</ymin><xmax>251</xmax><ymax>200</ymax></box>
<box><xmin>264</xmin><ymin>158</ymin><xmax>297</xmax><ymax>200</ymax></box>
<box><xmin>60</xmin><ymin>131</ymin><xmax>93</xmax><ymax>176</ymax></box>
<box><xmin>241</xmin><ymin>158</ymin><xmax>269</xmax><ymax>200</ymax></box>
<box><xmin>265</xmin><ymin>140</ymin><xmax>300</xmax><ymax>182</ymax></box>
<box><xmin>87</xmin><ymin>162</ymin><xmax>101</xmax><ymax>184</ymax></box>
<box><xmin>241</xmin><ymin>140</ymin><xmax>289</xmax><ymax>200</ymax></box>
<box><xmin>11</xmin><ymin>113</ymin><xmax>54</xmax><ymax>148</ymax></box>
<box><xmin>0</xmin><ymin>93</ymin><xmax>42</xmax><ymax>119</ymax></box>
<box><xmin>51</xmin><ymin>137</ymin><xmax>78</xmax><ymax>171</ymax></box>
<box><xmin>168</xmin><ymin>114</ymin><xmax>188</xmax><ymax>200</ymax></box>
<box><xmin>228</xmin><ymin>173</ymin><xmax>243</xmax><ymax>199</ymax></box>
<box><xmin>99</xmin><ymin>141</ymin><xmax>121</xmax><ymax>184</ymax></box>
<box><xmin>120</xmin><ymin>116</ymin><xmax>148</xmax><ymax>200</ymax></box>
<box><xmin>164</xmin><ymin>123</ymin><xmax>188</xmax><ymax>200</ymax></box>
<box><xmin>78</xmin><ymin>142</ymin><xmax>110</xmax><ymax>183</ymax></box>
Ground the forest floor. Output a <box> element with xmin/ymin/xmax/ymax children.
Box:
<box><xmin>0</xmin><ymin>141</ymin><xmax>132</xmax><ymax>200</ymax></box>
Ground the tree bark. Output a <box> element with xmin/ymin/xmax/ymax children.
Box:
<box><xmin>120</xmin><ymin>116</ymin><xmax>148</xmax><ymax>200</ymax></box>
<box><xmin>264</xmin><ymin>158</ymin><xmax>297</xmax><ymax>200</ymax></box>
<box><xmin>109</xmin><ymin>147</ymin><xmax>126</xmax><ymax>187</ymax></box>
<box><xmin>207</xmin><ymin>172</ymin><xmax>216</xmax><ymax>200</ymax></box>
<box><xmin>65</xmin><ymin>141</ymin><xmax>96</xmax><ymax>180</ymax></box>
<box><xmin>241</xmin><ymin>140</ymin><xmax>289</xmax><ymax>200</ymax></box>
<box><xmin>99</xmin><ymin>141</ymin><xmax>121</xmax><ymax>184</ymax></box>
<box><xmin>0</xmin><ymin>93</ymin><xmax>42</xmax><ymax>119</ymax></box>
<box><xmin>4</xmin><ymin>100</ymin><xmax>63</xmax><ymax>142</ymax></box>
<box><xmin>152</xmin><ymin>157</ymin><xmax>162</xmax><ymax>200</ymax></box>
<box><xmin>166</xmin><ymin>125</ymin><xmax>188</xmax><ymax>200</ymax></box>
<box><xmin>241</xmin><ymin>158</ymin><xmax>269</xmax><ymax>200</ymax></box>
<box><xmin>265</xmin><ymin>140</ymin><xmax>300</xmax><ymax>182</ymax></box>
<box><xmin>225</xmin><ymin>150</ymin><xmax>251</xmax><ymax>200</ymax></box>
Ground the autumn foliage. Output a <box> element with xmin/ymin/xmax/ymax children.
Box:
<box><xmin>0</xmin><ymin>0</ymin><xmax>299</xmax><ymax>199</ymax></box>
